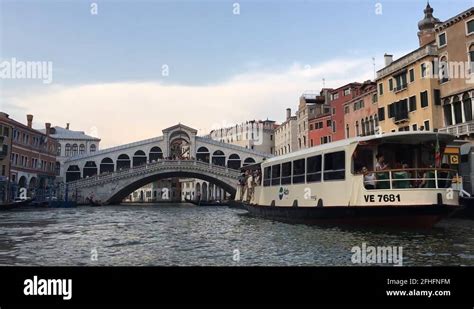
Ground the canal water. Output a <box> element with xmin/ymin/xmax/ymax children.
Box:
<box><xmin>0</xmin><ymin>203</ymin><xmax>473</xmax><ymax>266</ymax></box>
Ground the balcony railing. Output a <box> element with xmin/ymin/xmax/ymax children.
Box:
<box><xmin>393</xmin><ymin>83</ymin><xmax>407</xmax><ymax>93</ymax></box>
<box><xmin>394</xmin><ymin>111</ymin><xmax>409</xmax><ymax>123</ymax></box>
<box><xmin>438</xmin><ymin>121</ymin><xmax>474</xmax><ymax>137</ymax></box>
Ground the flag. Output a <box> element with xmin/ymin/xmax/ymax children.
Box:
<box><xmin>435</xmin><ymin>134</ymin><xmax>441</xmax><ymax>168</ymax></box>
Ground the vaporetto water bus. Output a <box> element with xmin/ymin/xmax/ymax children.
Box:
<box><xmin>232</xmin><ymin>131</ymin><xmax>462</xmax><ymax>228</ymax></box>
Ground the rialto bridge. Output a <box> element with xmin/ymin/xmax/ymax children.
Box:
<box><xmin>61</xmin><ymin>124</ymin><xmax>271</xmax><ymax>204</ymax></box>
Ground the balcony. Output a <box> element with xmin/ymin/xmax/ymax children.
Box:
<box><xmin>438</xmin><ymin>121</ymin><xmax>474</xmax><ymax>137</ymax></box>
<box><xmin>394</xmin><ymin>111</ymin><xmax>409</xmax><ymax>123</ymax></box>
<box><xmin>393</xmin><ymin>83</ymin><xmax>407</xmax><ymax>93</ymax></box>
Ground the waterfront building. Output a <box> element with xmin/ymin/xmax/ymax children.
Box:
<box><xmin>435</xmin><ymin>7</ymin><xmax>474</xmax><ymax>139</ymax></box>
<box><xmin>127</xmin><ymin>178</ymin><xmax>181</xmax><ymax>203</ymax></box>
<box><xmin>308</xmin><ymin>84</ymin><xmax>362</xmax><ymax>146</ymax></box>
<box><xmin>180</xmin><ymin>179</ymin><xmax>226</xmax><ymax>201</ymax></box>
<box><xmin>376</xmin><ymin>4</ymin><xmax>443</xmax><ymax>134</ymax></box>
<box><xmin>0</xmin><ymin>113</ymin><xmax>59</xmax><ymax>198</ymax></box>
<box><xmin>208</xmin><ymin>120</ymin><xmax>277</xmax><ymax>155</ymax></box>
<box><xmin>39</xmin><ymin>124</ymin><xmax>101</xmax><ymax>180</ymax></box>
<box><xmin>274</xmin><ymin>108</ymin><xmax>298</xmax><ymax>155</ymax></box>
<box><xmin>343</xmin><ymin>81</ymin><xmax>379</xmax><ymax>138</ymax></box>
<box><xmin>0</xmin><ymin>115</ymin><xmax>12</xmax><ymax>203</ymax></box>
<box><xmin>297</xmin><ymin>92</ymin><xmax>327</xmax><ymax>149</ymax></box>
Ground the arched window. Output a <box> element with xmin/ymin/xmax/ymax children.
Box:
<box><xmin>133</xmin><ymin>150</ymin><xmax>147</xmax><ymax>167</ymax></box>
<box><xmin>453</xmin><ymin>96</ymin><xmax>463</xmax><ymax>124</ymax></box>
<box><xmin>361</xmin><ymin>119</ymin><xmax>366</xmax><ymax>136</ymax></box>
<box><xmin>196</xmin><ymin>147</ymin><xmax>210</xmax><ymax>163</ymax></box>
<box><xmin>90</xmin><ymin>144</ymin><xmax>96</xmax><ymax>153</ymax></box>
<box><xmin>212</xmin><ymin>150</ymin><xmax>226</xmax><ymax>167</ymax></box>
<box><xmin>149</xmin><ymin>146</ymin><xmax>163</xmax><ymax>162</ymax></box>
<box><xmin>83</xmin><ymin>161</ymin><xmax>98</xmax><ymax>178</ymax></box>
<box><xmin>243</xmin><ymin>157</ymin><xmax>256</xmax><ymax>166</ymax></box>
<box><xmin>117</xmin><ymin>154</ymin><xmax>131</xmax><ymax>170</ymax></box>
<box><xmin>79</xmin><ymin>144</ymin><xmax>85</xmax><ymax>154</ymax></box>
<box><xmin>72</xmin><ymin>144</ymin><xmax>78</xmax><ymax>156</ymax></box>
<box><xmin>356</xmin><ymin>121</ymin><xmax>359</xmax><ymax>136</ymax></box>
<box><xmin>227</xmin><ymin>154</ymin><xmax>241</xmax><ymax>170</ymax></box>
<box><xmin>346</xmin><ymin>124</ymin><xmax>349</xmax><ymax>138</ymax></box>
<box><xmin>463</xmin><ymin>93</ymin><xmax>472</xmax><ymax>122</ymax></box>
<box><xmin>57</xmin><ymin>144</ymin><xmax>61</xmax><ymax>156</ymax></box>
<box><xmin>100</xmin><ymin>157</ymin><xmax>114</xmax><ymax>174</ymax></box>
<box><xmin>65</xmin><ymin>144</ymin><xmax>71</xmax><ymax>156</ymax></box>
<box><xmin>444</xmin><ymin>98</ymin><xmax>453</xmax><ymax>126</ymax></box>
<box><xmin>66</xmin><ymin>165</ymin><xmax>81</xmax><ymax>182</ymax></box>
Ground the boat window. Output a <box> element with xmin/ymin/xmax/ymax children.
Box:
<box><xmin>263</xmin><ymin>166</ymin><xmax>271</xmax><ymax>187</ymax></box>
<box><xmin>271</xmin><ymin>164</ymin><xmax>281</xmax><ymax>186</ymax></box>
<box><xmin>307</xmin><ymin>155</ymin><xmax>322</xmax><ymax>183</ymax></box>
<box><xmin>293</xmin><ymin>159</ymin><xmax>305</xmax><ymax>184</ymax></box>
<box><xmin>324</xmin><ymin>151</ymin><xmax>345</xmax><ymax>181</ymax></box>
<box><xmin>281</xmin><ymin>162</ymin><xmax>292</xmax><ymax>185</ymax></box>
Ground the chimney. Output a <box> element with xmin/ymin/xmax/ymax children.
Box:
<box><xmin>384</xmin><ymin>54</ymin><xmax>393</xmax><ymax>67</ymax></box>
<box><xmin>45</xmin><ymin>123</ymin><xmax>51</xmax><ymax>135</ymax></box>
<box><xmin>66</xmin><ymin>123</ymin><xmax>70</xmax><ymax>130</ymax></box>
<box><xmin>286</xmin><ymin>108</ymin><xmax>291</xmax><ymax>120</ymax></box>
<box><xmin>26</xmin><ymin>114</ymin><xmax>33</xmax><ymax>128</ymax></box>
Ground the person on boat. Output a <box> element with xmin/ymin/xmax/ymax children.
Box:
<box><xmin>238</xmin><ymin>172</ymin><xmax>247</xmax><ymax>201</ymax></box>
<box><xmin>375</xmin><ymin>153</ymin><xmax>388</xmax><ymax>171</ymax></box>
<box><xmin>438</xmin><ymin>163</ymin><xmax>452</xmax><ymax>188</ymax></box>
<box><xmin>419</xmin><ymin>164</ymin><xmax>436</xmax><ymax>188</ymax></box>
<box><xmin>254</xmin><ymin>170</ymin><xmax>261</xmax><ymax>186</ymax></box>
<box><xmin>246</xmin><ymin>171</ymin><xmax>255</xmax><ymax>203</ymax></box>
<box><xmin>362</xmin><ymin>166</ymin><xmax>376</xmax><ymax>190</ymax></box>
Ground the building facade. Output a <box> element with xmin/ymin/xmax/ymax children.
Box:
<box><xmin>40</xmin><ymin>124</ymin><xmax>101</xmax><ymax>179</ymax></box>
<box><xmin>436</xmin><ymin>7</ymin><xmax>474</xmax><ymax>139</ymax></box>
<box><xmin>274</xmin><ymin>108</ymin><xmax>298</xmax><ymax>155</ymax></box>
<box><xmin>0</xmin><ymin>114</ymin><xmax>12</xmax><ymax>203</ymax></box>
<box><xmin>344</xmin><ymin>81</ymin><xmax>379</xmax><ymax>138</ymax></box>
<box><xmin>376</xmin><ymin>4</ymin><xmax>444</xmax><ymax>134</ymax></box>
<box><xmin>308</xmin><ymin>83</ymin><xmax>363</xmax><ymax>146</ymax></box>
<box><xmin>0</xmin><ymin>113</ymin><xmax>59</xmax><ymax>198</ymax></box>
<box><xmin>297</xmin><ymin>92</ymin><xmax>327</xmax><ymax>149</ymax></box>
<box><xmin>127</xmin><ymin>179</ymin><xmax>181</xmax><ymax>203</ymax></box>
<box><xmin>208</xmin><ymin>120</ymin><xmax>276</xmax><ymax>155</ymax></box>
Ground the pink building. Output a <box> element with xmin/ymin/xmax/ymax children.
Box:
<box><xmin>343</xmin><ymin>81</ymin><xmax>379</xmax><ymax>138</ymax></box>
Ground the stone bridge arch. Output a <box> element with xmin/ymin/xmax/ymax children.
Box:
<box><xmin>66</xmin><ymin>160</ymin><xmax>240</xmax><ymax>205</ymax></box>
<box><xmin>107</xmin><ymin>171</ymin><xmax>237</xmax><ymax>204</ymax></box>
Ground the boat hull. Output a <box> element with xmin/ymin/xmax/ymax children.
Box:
<box><xmin>231</xmin><ymin>201</ymin><xmax>459</xmax><ymax>228</ymax></box>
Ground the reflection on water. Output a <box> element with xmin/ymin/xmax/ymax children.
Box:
<box><xmin>0</xmin><ymin>203</ymin><xmax>473</xmax><ymax>266</ymax></box>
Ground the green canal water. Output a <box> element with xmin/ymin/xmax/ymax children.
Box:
<box><xmin>0</xmin><ymin>203</ymin><xmax>473</xmax><ymax>266</ymax></box>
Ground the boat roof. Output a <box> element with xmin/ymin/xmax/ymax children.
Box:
<box><xmin>264</xmin><ymin>131</ymin><xmax>456</xmax><ymax>164</ymax></box>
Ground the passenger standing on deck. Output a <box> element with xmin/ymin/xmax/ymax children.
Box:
<box><xmin>375</xmin><ymin>154</ymin><xmax>388</xmax><ymax>170</ymax></box>
<box><xmin>362</xmin><ymin>167</ymin><xmax>376</xmax><ymax>189</ymax></box>
<box><xmin>246</xmin><ymin>171</ymin><xmax>255</xmax><ymax>203</ymax></box>
<box><xmin>238</xmin><ymin>172</ymin><xmax>246</xmax><ymax>201</ymax></box>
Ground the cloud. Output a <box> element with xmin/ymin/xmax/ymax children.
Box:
<box><xmin>4</xmin><ymin>57</ymin><xmax>379</xmax><ymax>148</ymax></box>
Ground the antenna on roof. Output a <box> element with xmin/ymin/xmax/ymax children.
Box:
<box><xmin>372</xmin><ymin>57</ymin><xmax>376</xmax><ymax>80</ymax></box>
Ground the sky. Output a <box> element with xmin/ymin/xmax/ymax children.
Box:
<box><xmin>0</xmin><ymin>0</ymin><xmax>472</xmax><ymax>148</ymax></box>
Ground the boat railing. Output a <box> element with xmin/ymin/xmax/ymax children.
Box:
<box><xmin>363</xmin><ymin>168</ymin><xmax>460</xmax><ymax>190</ymax></box>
